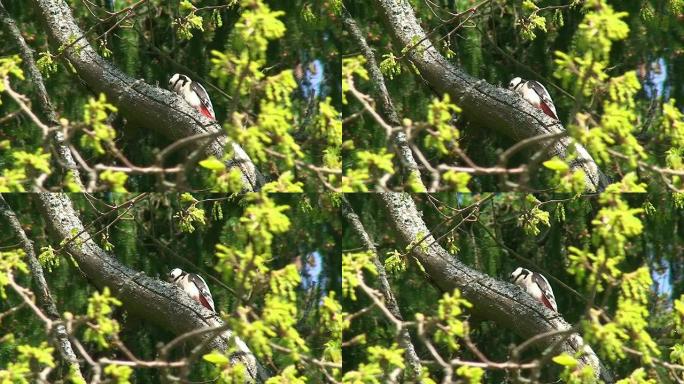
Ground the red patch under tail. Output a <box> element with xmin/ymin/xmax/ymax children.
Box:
<box><xmin>198</xmin><ymin>294</ymin><xmax>214</xmax><ymax>312</ymax></box>
<box><xmin>539</xmin><ymin>102</ymin><xmax>558</xmax><ymax>120</ymax></box>
<box><xmin>541</xmin><ymin>295</ymin><xmax>555</xmax><ymax>311</ymax></box>
<box><xmin>199</xmin><ymin>106</ymin><xmax>215</xmax><ymax>120</ymax></box>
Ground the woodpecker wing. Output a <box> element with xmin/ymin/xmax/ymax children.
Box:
<box><xmin>190</xmin><ymin>81</ymin><xmax>216</xmax><ymax>120</ymax></box>
<box><xmin>188</xmin><ymin>273</ymin><xmax>216</xmax><ymax>312</ymax></box>
<box><xmin>527</xmin><ymin>80</ymin><xmax>558</xmax><ymax>120</ymax></box>
<box><xmin>532</xmin><ymin>272</ymin><xmax>557</xmax><ymax>311</ymax></box>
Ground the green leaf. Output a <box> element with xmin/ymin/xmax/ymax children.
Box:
<box><xmin>203</xmin><ymin>351</ymin><xmax>230</xmax><ymax>365</ymax></box>
<box><xmin>543</xmin><ymin>157</ymin><xmax>570</xmax><ymax>172</ymax></box>
<box><xmin>199</xmin><ymin>157</ymin><xmax>226</xmax><ymax>171</ymax></box>
<box><xmin>553</xmin><ymin>353</ymin><xmax>578</xmax><ymax>367</ymax></box>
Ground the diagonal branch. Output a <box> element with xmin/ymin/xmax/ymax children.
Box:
<box><xmin>341</xmin><ymin>196</ymin><xmax>423</xmax><ymax>379</ymax></box>
<box><xmin>35</xmin><ymin>193</ymin><xmax>269</xmax><ymax>382</ymax></box>
<box><xmin>342</xmin><ymin>8</ymin><xmax>425</xmax><ymax>191</ymax></box>
<box><xmin>29</xmin><ymin>0</ymin><xmax>263</xmax><ymax>191</ymax></box>
<box><xmin>0</xmin><ymin>194</ymin><xmax>85</xmax><ymax>381</ymax></box>
<box><xmin>376</xmin><ymin>192</ymin><xmax>613</xmax><ymax>382</ymax></box>
<box><xmin>0</xmin><ymin>0</ymin><xmax>84</xmax><ymax>190</ymax></box>
<box><xmin>372</xmin><ymin>0</ymin><xmax>608</xmax><ymax>192</ymax></box>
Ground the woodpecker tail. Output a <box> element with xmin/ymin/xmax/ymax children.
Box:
<box><xmin>199</xmin><ymin>106</ymin><xmax>215</xmax><ymax>120</ymax></box>
<box><xmin>198</xmin><ymin>294</ymin><xmax>215</xmax><ymax>312</ymax></box>
<box><xmin>541</xmin><ymin>295</ymin><xmax>555</xmax><ymax>311</ymax></box>
<box><xmin>540</xmin><ymin>102</ymin><xmax>558</xmax><ymax>120</ymax></box>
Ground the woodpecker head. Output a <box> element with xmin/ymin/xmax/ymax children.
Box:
<box><xmin>508</xmin><ymin>77</ymin><xmax>523</xmax><ymax>90</ymax></box>
<box><xmin>509</xmin><ymin>267</ymin><xmax>528</xmax><ymax>283</ymax></box>
<box><xmin>168</xmin><ymin>74</ymin><xmax>190</xmax><ymax>93</ymax></box>
<box><xmin>167</xmin><ymin>267</ymin><xmax>184</xmax><ymax>283</ymax></box>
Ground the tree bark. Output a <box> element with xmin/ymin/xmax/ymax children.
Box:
<box><xmin>35</xmin><ymin>193</ymin><xmax>268</xmax><ymax>381</ymax></box>
<box><xmin>341</xmin><ymin>196</ymin><xmax>423</xmax><ymax>379</ymax></box>
<box><xmin>373</xmin><ymin>0</ymin><xmax>608</xmax><ymax>192</ymax></box>
<box><xmin>377</xmin><ymin>193</ymin><xmax>613</xmax><ymax>382</ymax></box>
<box><xmin>0</xmin><ymin>194</ymin><xmax>85</xmax><ymax>381</ymax></box>
<box><xmin>29</xmin><ymin>0</ymin><xmax>263</xmax><ymax>191</ymax></box>
<box><xmin>0</xmin><ymin>0</ymin><xmax>84</xmax><ymax>190</ymax></box>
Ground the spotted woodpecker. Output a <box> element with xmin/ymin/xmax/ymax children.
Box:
<box><xmin>168</xmin><ymin>74</ymin><xmax>216</xmax><ymax>120</ymax></box>
<box><xmin>508</xmin><ymin>77</ymin><xmax>559</xmax><ymax>120</ymax></box>
<box><xmin>168</xmin><ymin>268</ymin><xmax>216</xmax><ymax>313</ymax></box>
<box><xmin>510</xmin><ymin>267</ymin><xmax>558</xmax><ymax>312</ymax></box>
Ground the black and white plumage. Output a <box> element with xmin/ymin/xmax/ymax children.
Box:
<box><xmin>168</xmin><ymin>268</ymin><xmax>216</xmax><ymax>313</ymax></box>
<box><xmin>510</xmin><ymin>267</ymin><xmax>558</xmax><ymax>312</ymax></box>
<box><xmin>508</xmin><ymin>77</ymin><xmax>559</xmax><ymax>120</ymax></box>
<box><xmin>168</xmin><ymin>73</ymin><xmax>216</xmax><ymax>120</ymax></box>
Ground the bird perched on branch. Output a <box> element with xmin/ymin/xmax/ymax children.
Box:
<box><xmin>168</xmin><ymin>73</ymin><xmax>216</xmax><ymax>120</ymax></box>
<box><xmin>508</xmin><ymin>77</ymin><xmax>559</xmax><ymax>120</ymax></box>
<box><xmin>510</xmin><ymin>267</ymin><xmax>558</xmax><ymax>312</ymax></box>
<box><xmin>167</xmin><ymin>268</ymin><xmax>216</xmax><ymax>313</ymax></box>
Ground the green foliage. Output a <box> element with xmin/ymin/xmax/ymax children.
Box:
<box><xmin>0</xmin><ymin>249</ymin><xmax>28</xmax><ymax>299</ymax></box>
<box><xmin>423</xmin><ymin>94</ymin><xmax>462</xmax><ymax>155</ymax></box>
<box><xmin>442</xmin><ymin>171</ymin><xmax>471</xmax><ymax>192</ymax></box>
<box><xmin>384</xmin><ymin>250</ymin><xmax>406</xmax><ymax>276</ymax></box>
<box><xmin>214</xmin><ymin>193</ymin><xmax>290</xmax><ymax>294</ymax></box>
<box><xmin>342</xmin><ymin>251</ymin><xmax>377</xmax><ymax>301</ymax></box>
<box><xmin>342</xmin><ymin>149</ymin><xmax>394</xmax><ymax>192</ymax></box>
<box><xmin>38</xmin><ymin>246</ymin><xmax>60</xmax><ymax>273</ymax></box>
<box><xmin>104</xmin><ymin>364</ymin><xmax>133</xmax><ymax>384</ymax></box>
<box><xmin>236</xmin><ymin>265</ymin><xmax>308</xmax><ymax>362</ymax></box>
<box><xmin>36</xmin><ymin>51</ymin><xmax>58</xmax><ymax>76</ymax></box>
<box><xmin>433</xmin><ymin>289</ymin><xmax>472</xmax><ymax>351</ymax></box>
<box><xmin>202</xmin><ymin>350</ymin><xmax>249</xmax><ymax>384</ymax></box>
<box><xmin>543</xmin><ymin>157</ymin><xmax>586</xmax><ymax>194</ymax></box>
<box><xmin>341</xmin><ymin>344</ymin><xmax>405</xmax><ymax>383</ymax></box>
<box><xmin>379</xmin><ymin>53</ymin><xmax>401</xmax><ymax>80</ymax></box>
<box><xmin>342</xmin><ymin>56</ymin><xmax>368</xmax><ymax>105</ymax></box>
<box><xmin>174</xmin><ymin>193</ymin><xmax>206</xmax><ymax>233</ymax></box>
<box><xmin>661</xmin><ymin>98</ymin><xmax>684</xmax><ymax>148</ymax></box>
<box><xmin>0</xmin><ymin>55</ymin><xmax>24</xmax><ymax>96</ymax></box>
<box><xmin>551</xmin><ymin>0</ymin><xmax>655</xmax><ymax>186</ymax></box>
<box><xmin>99</xmin><ymin>170</ymin><xmax>128</xmax><ymax>193</ymax></box>
<box><xmin>456</xmin><ymin>365</ymin><xmax>484</xmax><ymax>384</ymax></box>
<box><xmin>83</xmin><ymin>287</ymin><xmax>122</xmax><ymax>349</ymax></box>
<box><xmin>0</xmin><ymin>148</ymin><xmax>54</xmax><ymax>191</ymax></box>
<box><xmin>80</xmin><ymin>93</ymin><xmax>118</xmax><ymax>155</ymax></box>
<box><xmin>264</xmin><ymin>365</ymin><xmax>306</xmax><ymax>383</ymax></box>
<box><xmin>518</xmin><ymin>1</ymin><xmax>547</xmax><ymax>41</ymax></box>
<box><xmin>261</xmin><ymin>171</ymin><xmax>304</xmax><ymax>192</ymax></box>
<box><xmin>174</xmin><ymin>0</ymin><xmax>207</xmax><ymax>40</ymax></box>
<box><xmin>556</xmin><ymin>352</ymin><xmax>597</xmax><ymax>384</ymax></box>
<box><xmin>615</xmin><ymin>368</ymin><xmax>656</xmax><ymax>384</ymax></box>
<box><xmin>517</xmin><ymin>195</ymin><xmax>550</xmax><ymax>236</ymax></box>
<box><xmin>198</xmin><ymin>155</ymin><xmax>246</xmax><ymax>193</ymax></box>
<box><xmin>0</xmin><ymin>342</ymin><xmax>55</xmax><ymax>384</ymax></box>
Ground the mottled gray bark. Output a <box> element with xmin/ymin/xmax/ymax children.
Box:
<box><xmin>373</xmin><ymin>0</ymin><xmax>608</xmax><ymax>192</ymax></box>
<box><xmin>342</xmin><ymin>8</ymin><xmax>425</xmax><ymax>191</ymax></box>
<box><xmin>36</xmin><ymin>193</ymin><xmax>268</xmax><ymax>382</ymax></box>
<box><xmin>30</xmin><ymin>0</ymin><xmax>263</xmax><ymax>191</ymax></box>
<box><xmin>378</xmin><ymin>193</ymin><xmax>613</xmax><ymax>382</ymax></box>
<box><xmin>341</xmin><ymin>196</ymin><xmax>423</xmax><ymax>379</ymax></box>
<box><xmin>0</xmin><ymin>0</ymin><xmax>84</xmax><ymax>190</ymax></box>
<box><xmin>0</xmin><ymin>194</ymin><xmax>85</xmax><ymax>381</ymax></box>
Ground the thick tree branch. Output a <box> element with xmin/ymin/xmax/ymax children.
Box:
<box><xmin>35</xmin><ymin>193</ymin><xmax>269</xmax><ymax>382</ymax></box>
<box><xmin>29</xmin><ymin>0</ymin><xmax>263</xmax><ymax>191</ymax></box>
<box><xmin>372</xmin><ymin>0</ymin><xmax>608</xmax><ymax>192</ymax></box>
<box><xmin>341</xmin><ymin>196</ymin><xmax>423</xmax><ymax>379</ymax></box>
<box><xmin>342</xmin><ymin>7</ymin><xmax>425</xmax><ymax>191</ymax></box>
<box><xmin>377</xmin><ymin>193</ymin><xmax>613</xmax><ymax>382</ymax></box>
<box><xmin>0</xmin><ymin>0</ymin><xmax>85</xmax><ymax>190</ymax></box>
<box><xmin>0</xmin><ymin>194</ymin><xmax>85</xmax><ymax>381</ymax></box>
